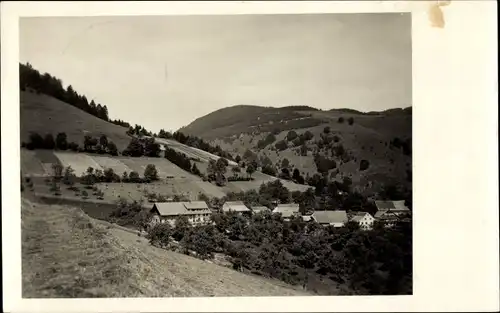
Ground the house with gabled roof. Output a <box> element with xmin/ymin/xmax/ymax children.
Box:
<box><xmin>222</xmin><ymin>201</ymin><xmax>251</xmax><ymax>215</ymax></box>
<box><xmin>150</xmin><ymin>201</ymin><xmax>212</xmax><ymax>226</ymax></box>
<box><xmin>374</xmin><ymin>200</ymin><xmax>411</xmax><ymax>227</ymax></box>
<box><xmin>272</xmin><ymin>203</ymin><xmax>300</xmax><ymax>221</ymax></box>
<box><xmin>350</xmin><ymin>212</ymin><xmax>375</xmax><ymax>230</ymax></box>
<box><xmin>312</xmin><ymin>210</ymin><xmax>348</xmax><ymax>227</ymax></box>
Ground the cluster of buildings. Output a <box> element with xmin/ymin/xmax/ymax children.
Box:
<box><xmin>149</xmin><ymin>199</ymin><xmax>411</xmax><ymax>230</ymax></box>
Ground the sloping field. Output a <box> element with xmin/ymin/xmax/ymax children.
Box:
<box><xmin>21</xmin><ymin>149</ymin><xmax>48</xmax><ymax>176</ymax></box>
<box><xmin>55</xmin><ymin>152</ymin><xmax>103</xmax><ymax>176</ymax></box>
<box><xmin>92</xmin><ymin>156</ymin><xmax>133</xmax><ymax>175</ymax></box>
<box><xmin>193</xmin><ymin>180</ymin><xmax>227</xmax><ymax>198</ymax></box>
<box><xmin>156</xmin><ymin>138</ymin><xmax>238</xmax><ymax>166</ymax></box>
<box><xmin>117</xmin><ymin>157</ymin><xmax>191</xmax><ymax>178</ymax></box>
<box><xmin>98</xmin><ymin>178</ymin><xmax>212</xmax><ymax>202</ymax></box>
<box><xmin>22</xmin><ymin>198</ymin><xmax>308</xmax><ymax>297</ymax></box>
<box><xmin>20</xmin><ymin>91</ymin><xmax>131</xmax><ymax>151</ymax></box>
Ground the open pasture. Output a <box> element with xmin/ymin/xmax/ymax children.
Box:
<box><xmin>21</xmin><ymin>150</ymin><xmax>50</xmax><ymax>176</ymax></box>
<box><xmin>55</xmin><ymin>152</ymin><xmax>103</xmax><ymax>176</ymax></box>
<box><xmin>92</xmin><ymin>156</ymin><xmax>133</xmax><ymax>175</ymax></box>
<box><xmin>97</xmin><ymin>178</ymin><xmax>213</xmax><ymax>202</ymax></box>
<box><xmin>117</xmin><ymin>157</ymin><xmax>191</xmax><ymax>178</ymax></box>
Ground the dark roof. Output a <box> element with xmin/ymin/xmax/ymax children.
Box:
<box><xmin>375</xmin><ymin>200</ymin><xmax>409</xmax><ymax>211</ymax></box>
<box><xmin>152</xmin><ymin>201</ymin><xmax>211</xmax><ymax>216</ymax></box>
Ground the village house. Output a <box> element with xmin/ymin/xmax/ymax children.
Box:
<box><xmin>350</xmin><ymin>212</ymin><xmax>375</xmax><ymax>230</ymax></box>
<box><xmin>222</xmin><ymin>201</ymin><xmax>251</xmax><ymax>215</ymax></box>
<box><xmin>374</xmin><ymin>200</ymin><xmax>411</xmax><ymax>227</ymax></box>
<box><xmin>272</xmin><ymin>203</ymin><xmax>300</xmax><ymax>221</ymax></box>
<box><xmin>149</xmin><ymin>201</ymin><xmax>212</xmax><ymax>226</ymax></box>
<box><xmin>312</xmin><ymin>210</ymin><xmax>348</xmax><ymax>227</ymax></box>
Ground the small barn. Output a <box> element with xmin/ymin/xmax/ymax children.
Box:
<box><xmin>272</xmin><ymin>203</ymin><xmax>300</xmax><ymax>221</ymax></box>
<box><xmin>312</xmin><ymin>210</ymin><xmax>348</xmax><ymax>227</ymax></box>
<box><xmin>222</xmin><ymin>201</ymin><xmax>251</xmax><ymax>215</ymax></box>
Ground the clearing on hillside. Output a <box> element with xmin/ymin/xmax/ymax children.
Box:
<box><xmin>92</xmin><ymin>156</ymin><xmax>133</xmax><ymax>175</ymax></box>
<box><xmin>22</xmin><ymin>198</ymin><xmax>309</xmax><ymax>297</ymax></box>
<box><xmin>20</xmin><ymin>91</ymin><xmax>132</xmax><ymax>151</ymax></box>
<box><xmin>117</xmin><ymin>157</ymin><xmax>192</xmax><ymax>178</ymax></box>
<box><xmin>55</xmin><ymin>152</ymin><xmax>104</xmax><ymax>176</ymax></box>
<box><xmin>21</xmin><ymin>149</ymin><xmax>48</xmax><ymax>176</ymax></box>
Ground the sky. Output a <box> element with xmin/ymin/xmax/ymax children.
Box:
<box><xmin>19</xmin><ymin>13</ymin><xmax>412</xmax><ymax>132</ymax></box>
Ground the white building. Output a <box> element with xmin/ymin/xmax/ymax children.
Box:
<box><xmin>150</xmin><ymin>201</ymin><xmax>212</xmax><ymax>226</ymax></box>
<box><xmin>350</xmin><ymin>212</ymin><xmax>375</xmax><ymax>230</ymax></box>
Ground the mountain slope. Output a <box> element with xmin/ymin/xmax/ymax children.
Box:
<box><xmin>179</xmin><ymin>105</ymin><xmax>325</xmax><ymax>140</ymax></box>
<box><xmin>22</xmin><ymin>198</ymin><xmax>309</xmax><ymax>297</ymax></box>
<box><xmin>180</xmin><ymin>105</ymin><xmax>412</xmax><ymax>195</ymax></box>
<box><xmin>20</xmin><ymin>91</ymin><xmax>132</xmax><ymax>151</ymax></box>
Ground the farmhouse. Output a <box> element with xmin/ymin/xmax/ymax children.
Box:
<box><xmin>374</xmin><ymin>200</ymin><xmax>411</xmax><ymax>227</ymax></box>
<box><xmin>350</xmin><ymin>212</ymin><xmax>375</xmax><ymax>230</ymax></box>
<box><xmin>222</xmin><ymin>201</ymin><xmax>251</xmax><ymax>215</ymax></box>
<box><xmin>312</xmin><ymin>210</ymin><xmax>348</xmax><ymax>227</ymax></box>
<box><xmin>272</xmin><ymin>203</ymin><xmax>300</xmax><ymax>221</ymax></box>
<box><xmin>150</xmin><ymin>201</ymin><xmax>212</xmax><ymax>226</ymax></box>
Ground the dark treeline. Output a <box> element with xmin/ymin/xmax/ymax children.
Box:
<box><xmin>20</xmin><ymin>63</ymin><xmax>111</xmax><ymax>121</ymax></box>
<box><xmin>122</xmin><ymin>137</ymin><xmax>161</xmax><ymax>158</ymax></box>
<box><xmin>22</xmin><ymin>131</ymin><xmax>119</xmax><ymax>156</ymax></box>
<box><xmin>20</xmin><ymin>62</ymin><xmax>134</xmax><ymax>128</ymax></box>
<box><xmin>164</xmin><ymin>147</ymin><xmax>202</xmax><ymax>177</ymax></box>
<box><xmin>157</xmin><ymin>130</ymin><xmax>234</xmax><ymax>161</ymax></box>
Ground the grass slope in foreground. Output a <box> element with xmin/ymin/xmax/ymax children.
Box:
<box><xmin>21</xmin><ymin>198</ymin><xmax>309</xmax><ymax>297</ymax></box>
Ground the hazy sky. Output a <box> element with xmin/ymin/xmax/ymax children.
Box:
<box><xmin>20</xmin><ymin>13</ymin><xmax>411</xmax><ymax>132</ymax></box>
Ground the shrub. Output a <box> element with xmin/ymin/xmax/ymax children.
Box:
<box><xmin>28</xmin><ymin>132</ymin><xmax>44</xmax><ymax>149</ymax></box>
<box><xmin>43</xmin><ymin>134</ymin><xmax>56</xmax><ymax>149</ymax></box>
<box><xmin>348</xmin><ymin>117</ymin><xmax>354</xmax><ymax>125</ymax></box>
<box><xmin>107</xmin><ymin>141</ymin><xmax>118</xmax><ymax>156</ymax></box>
<box><xmin>338</xmin><ymin>117</ymin><xmax>345</xmax><ymax>123</ymax></box>
<box><xmin>52</xmin><ymin>163</ymin><xmax>64</xmax><ymax>179</ymax></box>
<box><xmin>323</xmin><ymin>126</ymin><xmax>331</xmax><ymax>134</ymax></box>
<box><xmin>144</xmin><ymin>164</ymin><xmax>159</xmax><ymax>182</ymax></box>
<box><xmin>129</xmin><ymin>171</ymin><xmax>142</xmax><ymax>183</ymax></box>
<box><xmin>257</xmin><ymin>133</ymin><xmax>277</xmax><ymax>149</ymax></box>
<box><xmin>275</xmin><ymin>140</ymin><xmax>288</xmax><ymax>151</ymax></box>
<box><xmin>147</xmin><ymin>223</ymin><xmax>173</xmax><ymax>247</ymax></box>
<box><xmin>262</xmin><ymin>165</ymin><xmax>277</xmax><ymax>176</ymax></box>
<box><xmin>62</xmin><ymin>166</ymin><xmax>76</xmax><ymax>185</ymax></box>
<box><xmin>68</xmin><ymin>142</ymin><xmax>79</xmax><ymax>151</ymax></box>
<box><xmin>286</xmin><ymin>130</ymin><xmax>298</xmax><ymax>142</ymax></box>
<box><xmin>55</xmin><ymin>132</ymin><xmax>68</xmax><ymax>150</ymax></box>
<box><xmin>302</xmin><ymin>131</ymin><xmax>314</xmax><ymax>141</ymax></box>
<box><xmin>359</xmin><ymin>160</ymin><xmax>370</xmax><ymax>171</ymax></box>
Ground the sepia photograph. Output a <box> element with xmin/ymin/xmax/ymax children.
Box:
<box><xmin>3</xmin><ymin>1</ymin><xmax>498</xmax><ymax>312</ymax></box>
<box><xmin>18</xmin><ymin>12</ymin><xmax>413</xmax><ymax>298</ymax></box>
